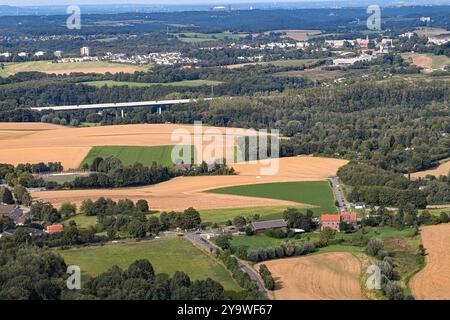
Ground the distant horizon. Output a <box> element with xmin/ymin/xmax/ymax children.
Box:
<box><xmin>1</xmin><ymin>0</ymin><xmax>448</xmax><ymax>7</ymax></box>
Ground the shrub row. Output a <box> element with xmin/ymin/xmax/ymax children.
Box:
<box><xmin>246</xmin><ymin>241</ymin><xmax>316</xmax><ymax>263</ymax></box>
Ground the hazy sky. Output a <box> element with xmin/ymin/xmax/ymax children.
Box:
<box><xmin>0</xmin><ymin>0</ymin><xmax>332</xmax><ymax>5</ymax></box>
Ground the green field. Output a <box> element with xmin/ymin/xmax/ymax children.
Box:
<box><xmin>230</xmin><ymin>234</ymin><xmax>293</xmax><ymax>251</ymax></box>
<box><xmin>428</xmin><ymin>53</ymin><xmax>450</xmax><ymax>69</ymax></box>
<box><xmin>229</xmin><ymin>226</ymin><xmax>416</xmax><ymax>252</ymax></box>
<box><xmin>175</xmin><ymin>32</ymin><xmax>243</xmax><ymax>43</ymax></box>
<box><xmin>83</xmin><ymin>79</ymin><xmax>223</xmax><ymax>88</ymax></box>
<box><xmin>64</xmin><ymin>214</ymin><xmax>97</xmax><ymax>229</ymax></box>
<box><xmin>59</xmin><ymin>237</ymin><xmax>241</xmax><ymax>291</ymax></box>
<box><xmin>208</xmin><ymin>181</ymin><xmax>337</xmax><ymax>215</ymax></box>
<box><xmin>230</xmin><ymin>235</ymin><xmax>363</xmax><ymax>253</ymax></box>
<box><xmin>0</xmin><ymin>61</ymin><xmax>147</xmax><ymax>77</ymax></box>
<box><xmin>199</xmin><ymin>205</ymin><xmax>308</xmax><ymax>224</ymax></box>
<box><xmin>81</xmin><ymin>145</ymin><xmax>194</xmax><ymax>167</ymax></box>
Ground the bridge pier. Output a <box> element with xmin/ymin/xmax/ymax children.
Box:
<box><xmin>157</xmin><ymin>107</ymin><xmax>162</xmax><ymax>115</ymax></box>
<box><xmin>121</xmin><ymin>109</ymin><xmax>124</xmax><ymax>118</ymax></box>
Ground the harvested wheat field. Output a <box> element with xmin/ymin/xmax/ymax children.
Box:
<box><xmin>32</xmin><ymin>156</ymin><xmax>347</xmax><ymax>211</ymax></box>
<box><xmin>411</xmin><ymin>223</ymin><xmax>450</xmax><ymax>299</ymax></box>
<box><xmin>411</xmin><ymin>160</ymin><xmax>450</xmax><ymax>178</ymax></box>
<box><xmin>0</xmin><ymin>122</ymin><xmax>264</xmax><ymax>168</ymax></box>
<box><xmin>257</xmin><ymin>252</ymin><xmax>364</xmax><ymax>300</ymax></box>
<box><xmin>48</xmin><ymin>66</ymin><xmax>141</xmax><ymax>75</ymax></box>
<box><xmin>278</xmin><ymin>29</ymin><xmax>322</xmax><ymax>41</ymax></box>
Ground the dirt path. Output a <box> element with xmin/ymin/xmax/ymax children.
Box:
<box><xmin>410</xmin><ymin>224</ymin><xmax>450</xmax><ymax>299</ymax></box>
<box><xmin>256</xmin><ymin>252</ymin><xmax>364</xmax><ymax>300</ymax></box>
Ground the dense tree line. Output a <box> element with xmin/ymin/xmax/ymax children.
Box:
<box><xmin>216</xmin><ymin>250</ymin><xmax>263</xmax><ymax>300</ymax></box>
<box><xmin>365</xmin><ymin>238</ymin><xmax>414</xmax><ymax>300</ymax></box>
<box><xmin>78</xmin><ymin>197</ymin><xmax>202</xmax><ymax>239</ymax></box>
<box><xmin>0</xmin><ymin>238</ymin><xmax>227</xmax><ymax>300</ymax></box>
<box><xmin>339</xmin><ymin>162</ymin><xmax>450</xmax><ymax>207</ymax></box>
<box><xmin>245</xmin><ymin>240</ymin><xmax>316</xmax><ymax>263</ymax></box>
<box><xmin>361</xmin><ymin>204</ymin><xmax>450</xmax><ymax>229</ymax></box>
<box><xmin>258</xmin><ymin>264</ymin><xmax>275</xmax><ymax>291</ymax></box>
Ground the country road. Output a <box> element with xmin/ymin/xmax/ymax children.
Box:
<box><xmin>185</xmin><ymin>232</ymin><xmax>267</xmax><ymax>293</ymax></box>
<box><xmin>330</xmin><ymin>176</ymin><xmax>348</xmax><ymax>212</ymax></box>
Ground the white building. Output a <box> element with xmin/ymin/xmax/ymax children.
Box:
<box><xmin>17</xmin><ymin>52</ymin><xmax>28</xmax><ymax>57</ymax></box>
<box><xmin>80</xmin><ymin>46</ymin><xmax>90</xmax><ymax>57</ymax></box>
<box><xmin>0</xmin><ymin>52</ymin><xmax>11</xmax><ymax>58</ymax></box>
<box><xmin>333</xmin><ymin>53</ymin><xmax>374</xmax><ymax>66</ymax></box>
<box><xmin>325</xmin><ymin>40</ymin><xmax>353</xmax><ymax>48</ymax></box>
<box><xmin>428</xmin><ymin>35</ymin><xmax>450</xmax><ymax>45</ymax></box>
<box><xmin>381</xmin><ymin>38</ymin><xmax>393</xmax><ymax>46</ymax></box>
<box><xmin>400</xmin><ymin>32</ymin><xmax>415</xmax><ymax>39</ymax></box>
<box><xmin>34</xmin><ymin>51</ymin><xmax>45</xmax><ymax>57</ymax></box>
<box><xmin>53</xmin><ymin>50</ymin><xmax>63</xmax><ymax>58</ymax></box>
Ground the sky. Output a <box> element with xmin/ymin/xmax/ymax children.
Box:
<box><xmin>0</xmin><ymin>0</ymin><xmax>345</xmax><ymax>6</ymax></box>
<box><xmin>0</xmin><ymin>0</ymin><xmax>441</xmax><ymax>7</ymax></box>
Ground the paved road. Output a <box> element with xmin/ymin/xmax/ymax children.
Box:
<box><xmin>330</xmin><ymin>176</ymin><xmax>348</xmax><ymax>212</ymax></box>
<box><xmin>185</xmin><ymin>232</ymin><xmax>266</xmax><ymax>293</ymax></box>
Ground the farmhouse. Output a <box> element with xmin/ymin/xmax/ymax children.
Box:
<box><xmin>250</xmin><ymin>219</ymin><xmax>288</xmax><ymax>234</ymax></box>
<box><xmin>320</xmin><ymin>212</ymin><xmax>357</xmax><ymax>232</ymax></box>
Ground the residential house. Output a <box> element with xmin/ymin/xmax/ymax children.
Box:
<box><xmin>0</xmin><ymin>204</ymin><xmax>29</xmax><ymax>225</ymax></box>
<box><xmin>53</xmin><ymin>50</ymin><xmax>63</xmax><ymax>58</ymax></box>
<box><xmin>8</xmin><ymin>207</ymin><xmax>29</xmax><ymax>225</ymax></box>
<box><xmin>34</xmin><ymin>51</ymin><xmax>46</xmax><ymax>57</ymax></box>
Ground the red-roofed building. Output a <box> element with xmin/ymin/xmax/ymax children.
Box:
<box><xmin>320</xmin><ymin>212</ymin><xmax>357</xmax><ymax>232</ymax></box>
<box><xmin>46</xmin><ymin>224</ymin><xmax>64</xmax><ymax>234</ymax></box>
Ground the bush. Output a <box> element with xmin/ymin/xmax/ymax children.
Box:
<box><xmin>234</xmin><ymin>246</ymin><xmax>248</xmax><ymax>260</ymax></box>
<box><xmin>376</xmin><ymin>249</ymin><xmax>389</xmax><ymax>260</ymax></box>
<box><xmin>214</xmin><ymin>234</ymin><xmax>232</xmax><ymax>250</ymax></box>
<box><xmin>264</xmin><ymin>228</ymin><xmax>287</xmax><ymax>239</ymax></box>
<box><xmin>275</xmin><ymin>246</ymin><xmax>285</xmax><ymax>258</ymax></box>
<box><xmin>383</xmin><ymin>281</ymin><xmax>405</xmax><ymax>300</ymax></box>
<box><xmin>259</xmin><ymin>264</ymin><xmax>275</xmax><ymax>290</ymax></box>
<box><xmin>366</xmin><ymin>238</ymin><xmax>384</xmax><ymax>257</ymax></box>
<box><xmin>257</xmin><ymin>248</ymin><xmax>268</xmax><ymax>261</ymax></box>
<box><xmin>247</xmin><ymin>251</ymin><xmax>259</xmax><ymax>263</ymax></box>
<box><xmin>266</xmin><ymin>247</ymin><xmax>276</xmax><ymax>259</ymax></box>
<box><xmin>245</xmin><ymin>226</ymin><xmax>254</xmax><ymax>236</ymax></box>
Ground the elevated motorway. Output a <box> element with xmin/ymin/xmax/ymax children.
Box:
<box><xmin>30</xmin><ymin>97</ymin><xmax>215</xmax><ymax>112</ymax></box>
